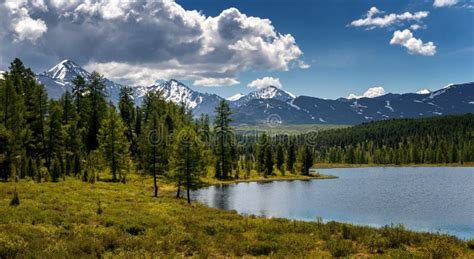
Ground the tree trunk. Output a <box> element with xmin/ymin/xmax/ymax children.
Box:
<box><xmin>186</xmin><ymin>146</ymin><xmax>191</xmax><ymax>204</ymax></box>
<box><xmin>153</xmin><ymin>145</ymin><xmax>158</xmax><ymax>197</ymax></box>
<box><xmin>176</xmin><ymin>176</ymin><xmax>181</xmax><ymax>198</ymax></box>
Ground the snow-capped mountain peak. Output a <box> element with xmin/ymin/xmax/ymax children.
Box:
<box><xmin>42</xmin><ymin>59</ymin><xmax>89</xmax><ymax>81</ymax></box>
<box><xmin>0</xmin><ymin>71</ymin><xmax>5</xmax><ymax>80</ymax></box>
<box><xmin>154</xmin><ymin>79</ymin><xmax>200</xmax><ymax>108</ymax></box>
<box><xmin>416</xmin><ymin>89</ymin><xmax>431</xmax><ymax>94</ymax></box>
<box><xmin>348</xmin><ymin>86</ymin><xmax>386</xmax><ymax>99</ymax></box>
<box><xmin>227</xmin><ymin>93</ymin><xmax>245</xmax><ymax>101</ymax></box>
<box><xmin>251</xmin><ymin>85</ymin><xmax>295</xmax><ymax>100</ymax></box>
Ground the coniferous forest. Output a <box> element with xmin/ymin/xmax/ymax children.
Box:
<box><xmin>1</xmin><ymin>58</ymin><xmax>474</xmax><ymax>190</ymax></box>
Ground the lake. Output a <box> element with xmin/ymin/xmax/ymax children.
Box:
<box><xmin>192</xmin><ymin>167</ymin><xmax>474</xmax><ymax>239</ymax></box>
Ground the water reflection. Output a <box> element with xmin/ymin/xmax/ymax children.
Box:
<box><xmin>192</xmin><ymin>167</ymin><xmax>474</xmax><ymax>239</ymax></box>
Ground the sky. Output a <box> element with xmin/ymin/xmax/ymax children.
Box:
<box><xmin>0</xmin><ymin>0</ymin><xmax>473</xmax><ymax>99</ymax></box>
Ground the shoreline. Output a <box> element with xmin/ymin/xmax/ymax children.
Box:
<box><xmin>313</xmin><ymin>163</ymin><xmax>474</xmax><ymax>169</ymax></box>
<box><xmin>202</xmin><ymin>173</ymin><xmax>338</xmax><ymax>186</ymax></box>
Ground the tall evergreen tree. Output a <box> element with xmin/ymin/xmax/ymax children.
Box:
<box><xmin>169</xmin><ymin>127</ymin><xmax>204</xmax><ymax>204</ymax></box>
<box><xmin>300</xmin><ymin>145</ymin><xmax>314</xmax><ymax>175</ymax></box>
<box><xmin>276</xmin><ymin>145</ymin><xmax>285</xmax><ymax>175</ymax></box>
<box><xmin>286</xmin><ymin>140</ymin><xmax>296</xmax><ymax>173</ymax></box>
<box><xmin>141</xmin><ymin>111</ymin><xmax>168</xmax><ymax>196</ymax></box>
<box><xmin>213</xmin><ymin>100</ymin><xmax>233</xmax><ymax>179</ymax></box>
<box><xmin>46</xmin><ymin>101</ymin><xmax>65</xmax><ymax>174</ymax></box>
<box><xmin>85</xmin><ymin>72</ymin><xmax>107</xmax><ymax>151</ymax></box>
<box><xmin>264</xmin><ymin>144</ymin><xmax>274</xmax><ymax>176</ymax></box>
<box><xmin>98</xmin><ymin>105</ymin><xmax>129</xmax><ymax>182</ymax></box>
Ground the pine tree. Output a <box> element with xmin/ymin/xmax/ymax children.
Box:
<box><xmin>50</xmin><ymin>156</ymin><xmax>62</xmax><ymax>182</ymax></box>
<box><xmin>213</xmin><ymin>100</ymin><xmax>233</xmax><ymax>179</ymax></box>
<box><xmin>0</xmin><ymin>124</ymin><xmax>9</xmax><ymax>181</ymax></box>
<box><xmin>264</xmin><ymin>144</ymin><xmax>274</xmax><ymax>176</ymax></box>
<box><xmin>141</xmin><ymin>111</ymin><xmax>168</xmax><ymax>196</ymax></box>
<box><xmin>276</xmin><ymin>145</ymin><xmax>285</xmax><ymax>175</ymax></box>
<box><xmin>119</xmin><ymin>86</ymin><xmax>137</xmax><ymax>156</ymax></box>
<box><xmin>46</xmin><ymin>101</ymin><xmax>65</xmax><ymax>172</ymax></box>
<box><xmin>301</xmin><ymin>145</ymin><xmax>314</xmax><ymax>175</ymax></box>
<box><xmin>98</xmin><ymin>105</ymin><xmax>129</xmax><ymax>182</ymax></box>
<box><xmin>256</xmin><ymin>133</ymin><xmax>269</xmax><ymax>174</ymax></box>
<box><xmin>287</xmin><ymin>140</ymin><xmax>296</xmax><ymax>173</ymax></box>
<box><xmin>169</xmin><ymin>126</ymin><xmax>204</xmax><ymax>204</ymax></box>
<box><xmin>72</xmin><ymin>75</ymin><xmax>86</xmax><ymax>115</ymax></box>
<box><xmin>85</xmin><ymin>72</ymin><xmax>107</xmax><ymax>151</ymax></box>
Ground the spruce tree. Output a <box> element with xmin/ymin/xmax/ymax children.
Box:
<box><xmin>85</xmin><ymin>72</ymin><xmax>107</xmax><ymax>151</ymax></box>
<box><xmin>169</xmin><ymin>126</ymin><xmax>204</xmax><ymax>204</ymax></box>
<box><xmin>98</xmin><ymin>105</ymin><xmax>129</xmax><ymax>182</ymax></box>
<box><xmin>46</xmin><ymin>101</ymin><xmax>65</xmax><ymax>172</ymax></box>
<box><xmin>301</xmin><ymin>145</ymin><xmax>314</xmax><ymax>175</ymax></box>
<box><xmin>286</xmin><ymin>140</ymin><xmax>296</xmax><ymax>174</ymax></box>
<box><xmin>213</xmin><ymin>100</ymin><xmax>233</xmax><ymax>179</ymax></box>
<box><xmin>276</xmin><ymin>145</ymin><xmax>285</xmax><ymax>175</ymax></box>
<box><xmin>264</xmin><ymin>144</ymin><xmax>274</xmax><ymax>176</ymax></box>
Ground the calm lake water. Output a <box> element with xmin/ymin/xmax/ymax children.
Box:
<box><xmin>192</xmin><ymin>167</ymin><xmax>474</xmax><ymax>239</ymax></box>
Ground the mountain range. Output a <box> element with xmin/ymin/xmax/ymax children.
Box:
<box><xmin>33</xmin><ymin>60</ymin><xmax>474</xmax><ymax>125</ymax></box>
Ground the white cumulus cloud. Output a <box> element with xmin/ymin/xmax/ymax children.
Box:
<box><xmin>247</xmin><ymin>77</ymin><xmax>282</xmax><ymax>89</ymax></box>
<box><xmin>390</xmin><ymin>29</ymin><xmax>436</xmax><ymax>56</ymax></box>
<box><xmin>433</xmin><ymin>0</ymin><xmax>459</xmax><ymax>7</ymax></box>
<box><xmin>409</xmin><ymin>24</ymin><xmax>426</xmax><ymax>31</ymax></box>
<box><xmin>348</xmin><ymin>86</ymin><xmax>386</xmax><ymax>99</ymax></box>
<box><xmin>350</xmin><ymin>7</ymin><xmax>429</xmax><ymax>29</ymax></box>
<box><xmin>13</xmin><ymin>15</ymin><xmax>47</xmax><ymax>42</ymax></box>
<box><xmin>2</xmin><ymin>1</ymin><xmax>48</xmax><ymax>43</ymax></box>
<box><xmin>193</xmin><ymin>77</ymin><xmax>240</xmax><ymax>87</ymax></box>
<box><xmin>0</xmin><ymin>0</ymin><xmax>307</xmax><ymax>87</ymax></box>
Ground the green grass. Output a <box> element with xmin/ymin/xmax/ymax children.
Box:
<box><xmin>0</xmin><ymin>178</ymin><xmax>472</xmax><ymax>257</ymax></box>
<box><xmin>233</xmin><ymin>123</ymin><xmax>349</xmax><ymax>135</ymax></box>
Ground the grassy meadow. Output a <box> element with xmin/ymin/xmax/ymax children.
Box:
<box><xmin>1</xmin><ymin>176</ymin><xmax>473</xmax><ymax>258</ymax></box>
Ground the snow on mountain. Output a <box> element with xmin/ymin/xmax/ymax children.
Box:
<box><xmin>443</xmin><ymin>83</ymin><xmax>455</xmax><ymax>89</ymax></box>
<box><xmin>0</xmin><ymin>71</ymin><xmax>4</xmax><ymax>80</ymax></box>
<box><xmin>230</xmin><ymin>85</ymin><xmax>295</xmax><ymax>107</ymax></box>
<box><xmin>227</xmin><ymin>93</ymin><xmax>245</xmax><ymax>101</ymax></box>
<box><xmin>153</xmin><ymin>79</ymin><xmax>202</xmax><ymax>109</ymax></box>
<box><xmin>33</xmin><ymin>59</ymin><xmax>474</xmax><ymax>124</ymax></box>
<box><xmin>416</xmin><ymin>89</ymin><xmax>431</xmax><ymax>94</ymax></box>
<box><xmin>38</xmin><ymin>59</ymin><xmax>124</xmax><ymax>102</ymax></box>
<box><xmin>148</xmin><ymin>79</ymin><xmax>223</xmax><ymax>116</ymax></box>
<box><xmin>247</xmin><ymin>85</ymin><xmax>295</xmax><ymax>100</ymax></box>
<box><xmin>42</xmin><ymin>59</ymin><xmax>89</xmax><ymax>81</ymax></box>
<box><xmin>348</xmin><ymin>87</ymin><xmax>386</xmax><ymax>99</ymax></box>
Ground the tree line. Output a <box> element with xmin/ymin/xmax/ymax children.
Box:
<box><xmin>233</xmin><ymin>114</ymin><xmax>474</xmax><ymax>170</ymax></box>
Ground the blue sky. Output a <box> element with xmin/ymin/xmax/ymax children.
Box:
<box><xmin>0</xmin><ymin>0</ymin><xmax>473</xmax><ymax>99</ymax></box>
<box><xmin>183</xmin><ymin>0</ymin><xmax>474</xmax><ymax>98</ymax></box>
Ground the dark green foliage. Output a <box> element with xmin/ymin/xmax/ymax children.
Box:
<box><xmin>85</xmin><ymin>72</ymin><xmax>107</xmax><ymax>151</ymax></box>
<box><xmin>300</xmin><ymin>145</ymin><xmax>313</xmax><ymax>175</ymax></box>
<box><xmin>302</xmin><ymin>115</ymin><xmax>474</xmax><ymax>164</ymax></box>
<box><xmin>276</xmin><ymin>145</ymin><xmax>285</xmax><ymax>174</ymax></box>
<box><xmin>50</xmin><ymin>156</ymin><xmax>62</xmax><ymax>182</ymax></box>
<box><xmin>326</xmin><ymin>237</ymin><xmax>355</xmax><ymax>257</ymax></box>
<box><xmin>169</xmin><ymin>126</ymin><xmax>205</xmax><ymax>203</ymax></box>
<box><xmin>263</xmin><ymin>144</ymin><xmax>274</xmax><ymax>176</ymax></box>
<box><xmin>213</xmin><ymin>100</ymin><xmax>233</xmax><ymax>179</ymax></box>
<box><xmin>98</xmin><ymin>106</ymin><xmax>129</xmax><ymax>181</ymax></box>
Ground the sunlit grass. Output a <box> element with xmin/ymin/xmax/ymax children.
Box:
<box><xmin>0</xmin><ymin>178</ymin><xmax>472</xmax><ymax>257</ymax></box>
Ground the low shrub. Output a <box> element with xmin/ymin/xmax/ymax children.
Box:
<box><xmin>326</xmin><ymin>238</ymin><xmax>355</xmax><ymax>257</ymax></box>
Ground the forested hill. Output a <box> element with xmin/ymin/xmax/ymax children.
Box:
<box><xmin>300</xmin><ymin>114</ymin><xmax>474</xmax><ymax>164</ymax></box>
